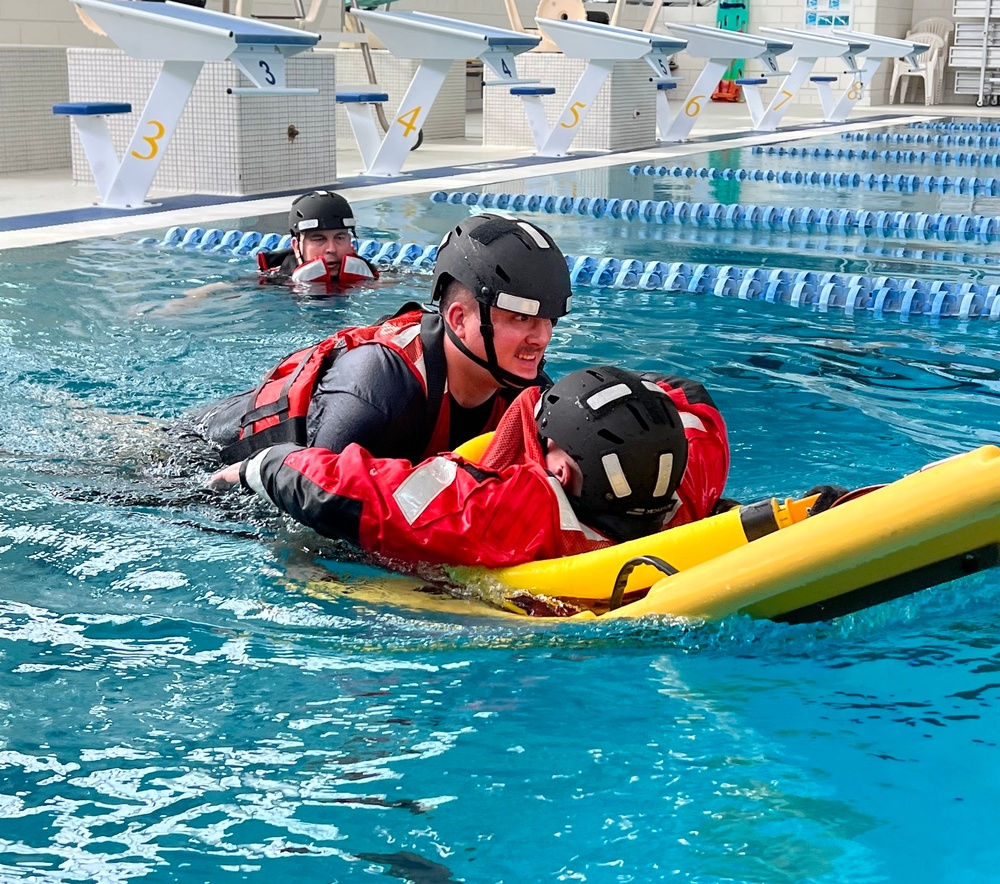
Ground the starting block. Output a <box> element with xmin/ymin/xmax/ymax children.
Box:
<box><xmin>660</xmin><ymin>24</ymin><xmax>792</xmax><ymax>142</ymax></box>
<box><xmin>66</xmin><ymin>0</ymin><xmax>319</xmax><ymax>208</ymax></box>
<box><xmin>346</xmin><ymin>9</ymin><xmax>539</xmax><ymax>176</ymax></box>
<box><xmin>823</xmin><ymin>29</ymin><xmax>931</xmax><ymax>121</ymax></box>
<box><xmin>521</xmin><ymin>18</ymin><xmax>686</xmax><ymax>156</ymax></box>
<box><xmin>752</xmin><ymin>27</ymin><xmax>869</xmax><ymax>131</ymax></box>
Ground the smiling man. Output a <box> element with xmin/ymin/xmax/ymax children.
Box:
<box><xmin>185</xmin><ymin>214</ymin><xmax>573</xmax><ymax>465</ymax></box>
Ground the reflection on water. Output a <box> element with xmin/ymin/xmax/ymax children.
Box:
<box><xmin>2</xmin><ymin>127</ymin><xmax>1000</xmax><ymax>881</ymax></box>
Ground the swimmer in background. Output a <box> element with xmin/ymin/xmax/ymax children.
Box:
<box><xmin>171</xmin><ymin>191</ymin><xmax>378</xmax><ymax>308</ymax></box>
<box><xmin>208</xmin><ymin>365</ymin><xmax>730</xmax><ymax>573</ymax></box>
<box><xmin>257</xmin><ymin>190</ymin><xmax>378</xmax><ymax>292</ymax></box>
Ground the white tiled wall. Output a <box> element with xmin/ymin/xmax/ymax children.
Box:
<box><xmin>66</xmin><ymin>49</ymin><xmax>337</xmax><ymax>195</ymax></box>
<box><xmin>0</xmin><ymin>45</ymin><xmax>71</xmax><ymax>173</ymax></box>
<box><xmin>483</xmin><ymin>57</ymin><xmax>657</xmax><ymax>152</ymax></box>
<box><xmin>322</xmin><ymin>48</ymin><xmax>465</xmax><ymax>143</ymax></box>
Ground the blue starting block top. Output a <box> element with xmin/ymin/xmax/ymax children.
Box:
<box><xmin>810</xmin><ymin>75</ymin><xmax>839</xmax><ymax>82</ymax></box>
<box><xmin>657</xmin><ymin>81</ymin><xmax>678</xmax><ymax>90</ymax></box>
<box><xmin>511</xmin><ymin>86</ymin><xmax>556</xmax><ymax>96</ymax></box>
<box><xmin>88</xmin><ymin>0</ymin><xmax>318</xmax><ymax>45</ymax></box>
<box><xmin>335</xmin><ymin>91</ymin><xmax>390</xmax><ymax>103</ymax></box>
<box><xmin>52</xmin><ymin>101</ymin><xmax>132</xmax><ymax>115</ymax></box>
<box><xmin>736</xmin><ymin>78</ymin><xmax>769</xmax><ymax>85</ymax></box>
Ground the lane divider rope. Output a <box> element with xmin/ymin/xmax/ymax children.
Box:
<box><xmin>425</xmin><ymin>189</ymin><xmax>1000</xmax><ymax>243</ymax></box>
<box><xmin>141</xmin><ymin>228</ymin><xmax>1000</xmax><ymax>322</ymax></box>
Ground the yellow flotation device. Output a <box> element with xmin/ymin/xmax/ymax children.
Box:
<box><xmin>452</xmin><ymin>431</ymin><xmax>495</xmax><ymax>463</ymax></box>
<box><xmin>452</xmin><ymin>444</ymin><xmax>1000</xmax><ymax>623</ymax></box>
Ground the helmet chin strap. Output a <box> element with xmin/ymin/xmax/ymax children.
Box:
<box><xmin>442</xmin><ymin>302</ymin><xmax>537</xmax><ymax>390</ymax></box>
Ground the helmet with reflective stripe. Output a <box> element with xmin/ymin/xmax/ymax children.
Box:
<box><xmin>431</xmin><ymin>214</ymin><xmax>572</xmax><ymax>389</ymax></box>
<box><xmin>535</xmin><ymin>365</ymin><xmax>689</xmax><ymax>542</ymax></box>
<box><xmin>289</xmin><ymin>191</ymin><xmax>357</xmax><ymax>236</ymax></box>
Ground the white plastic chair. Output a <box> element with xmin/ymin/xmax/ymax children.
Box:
<box><xmin>910</xmin><ymin>16</ymin><xmax>954</xmax><ymax>44</ymax></box>
<box><xmin>889</xmin><ymin>32</ymin><xmax>946</xmax><ymax>106</ymax></box>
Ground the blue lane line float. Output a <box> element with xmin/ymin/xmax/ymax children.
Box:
<box><xmin>910</xmin><ymin>121</ymin><xmax>1000</xmax><ymax>133</ymax></box>
<box><xmin>422</xmin><ymin>191</ymin><xmax>1000</xmax><ymax>244</ymax></box>
<box><xmin>843</xmin><ymin>131</ymin><xmax>1000</xmax><ymax>149</ymax></box>
<box><xmin>628</xmin><ymin>165</ymin><xmax>1000</xmax><ymax>194</ymax></box>
<box><xmin>143</xmin><ymin>230</ymin><xmax>1000</xmax><ymax>323</ymax></box>
<box><xmin>753</xmin><ymin>143</ymin><xmax>1000</xmax><ymax>168</ymax></box>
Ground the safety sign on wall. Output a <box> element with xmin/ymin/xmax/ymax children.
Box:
<box><xmin>805</xmin><ymin>0</ymin><xmax>851</xmax><ymax>28</ymax></box>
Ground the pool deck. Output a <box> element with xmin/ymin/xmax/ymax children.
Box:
<box><xmin>0</xmin><ymin>101</ymin><xmax>979</xmax><ymax>248</ymax></box>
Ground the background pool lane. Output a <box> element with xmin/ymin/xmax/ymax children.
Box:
<box><xmin>2</xmin><ymin>120</ymin><xmax>1000</xmax><ymax>879</ymax></box>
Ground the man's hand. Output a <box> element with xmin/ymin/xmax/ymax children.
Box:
<box><xmin>207</xmin><ymin>462</ymin><xmax>243</xmax><ymax>490</ymax></box>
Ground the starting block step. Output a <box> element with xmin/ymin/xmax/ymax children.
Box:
<box><xmin>657</xmin><ymin>81</ymin><xmax>678</xmax><ymax>90</ymax></box>
<box><xmin>736</xmin><ymin>78</ymin><xmax>768</xmax><ymax>86</ymax></box>
<box><xmin>510</xmin><ymin>85</ymin><xmax>556</xmax><ymax>96</ymax></box>
<box><xmin>335</xmin><ymin>91</ymin><xmax>390</xmax><ymax>103</ymax></box>
<box><xmin>52</xmin><ymin>102</ymin><xmax>132</xmax><ymax>115</ymax></box>
<box><xmin>810</xmin><ymin>75</ymin><xmax>839</xmax><ymax>82</ymax></box>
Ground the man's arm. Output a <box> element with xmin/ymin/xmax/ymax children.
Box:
<box><xmin>215</xmin><ymin>443</ymin><xmax>565</xmax><ymax>568</ymax></box>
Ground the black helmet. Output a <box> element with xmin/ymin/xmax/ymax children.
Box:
<box><xmin>536</xmin><ymin>366</ymin><xmax>689</xmax><ymax>542</ymax></box>
<box><xmin>431</xmin><ymin>214</ymin><xmax>572</xmax><ymax>389</ymax></box>
<box><xmin>289</xmin><ymin>191</ymin><xmax>356</xmax><ymax>236</ymax></box>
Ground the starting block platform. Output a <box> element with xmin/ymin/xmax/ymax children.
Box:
<box><xmin>822</xmin><ymin>29</ymin><xmax>931</xmax><ymax>122</ymax></box>
<box><xmin>65</xmin><ymin>0</ymin><xmax>320</xmax><ymax>208</ymax></box>
<box><xmin>344</xmin><ymin>10</ymin><xmax>539</xmax><ymax>176</ymax></box>
<box><xmin>518</xmin><ymin>18</ymin><xmax>686</xmax><ymax>157</ymax></box>
<box><xmin>660</xmin><ymin>24</ymin><xmax>793</xmax><ymax>142</ymax></box>
<box><xmin>745</xmin><ymin>27</ymin><xmax>869</xmax><ymax>131</ymax></box>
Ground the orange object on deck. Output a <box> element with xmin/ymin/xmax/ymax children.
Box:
<box><xmin>711</xmin><ymin>80</ymin><xmax>742</xmax><ymax>102</ymax></box>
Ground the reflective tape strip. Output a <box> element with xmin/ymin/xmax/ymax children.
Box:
<box><xmin>298</xmin><ymin>219</ymin><xmax>319</xmax><ymax>230</ymax></box>
<box><xmin>244</xmin><ymin>449</ymin><xmax>269</xmax><ymax>500</ymax></box>
<box><xmin>342</xmin><ymin>255</ymin><xmax>374</xmax><ymax>277</ymax></box>
<box><xmin>548</xmin><ymin>475</ymin><xmax>579</xmax><ymax>531</ymax></box>
<box><xmin>392</xmin><ymin>325</ymin><xmax>421</xmax><ymax>348</ymax></box>
<box><xmin>548</xmin><ymin>477</ymin><xmax>605</xmax><ymax>540</ymax></box>
<box><xmin>641</xmin><ymin>380</ymin><xmax>668</xmax><ymax>394</ymax></box>
<box><xmin>602</xmin><ymin>452</ymin><xmax>632</xmax><ymax>498</ymax></box>
<box><xmin>496</xmin><ymin>291</ymin><xmax>541</xmax><ymax>315</ymax></box>
<box><xmin>653</xmin><ymin>452</ymin><xmax>674</xmax><ymax>498</ymax></box>
<box><xmin>517</xmin><ymin>220</ymin><xmax>551</xmax><ymax>248</ymax></box>
<box><xmin>392</xmin><ymin>457</ymin><xmax>458</xmax><ymax>524</ymax></box>
<box><xmin>680</xmin><ymin>412</ymin><xmax>706</xmax><ymax>432</ymax></box>
<box><xmin>587</xmin><ymin>382</ymin><xmax>631</xmax><ymax>412</ymax></box>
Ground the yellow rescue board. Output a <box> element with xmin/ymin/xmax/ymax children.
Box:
<box><xmin>459</xmin><ymin>446</ymin><xmax>1000</xmax><ymax>622</ymax></box>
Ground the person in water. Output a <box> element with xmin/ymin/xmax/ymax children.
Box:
<box><xmin>168</xmin><ymin>191</ymin><xmax>379</xmax><ymax>309</ymax></box>
<box><xmin>208</xmin><ymin>365</ymin><xmax>730</xmax><ymax>569</ymax></box>
<box><xmin>257</xmin><ymin>190</ymin><xmax>378</xmax><ymax>291</ymax></box>
<box><xmin>184</xmin><ymin>213</ymin><xmax>573</xmax><ymax>466</ymax></box>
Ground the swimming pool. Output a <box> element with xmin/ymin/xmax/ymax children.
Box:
<box><xmin>2</xmin><ymin>118</ymin><xmax>999</xmax><ymax>882</ymax></box>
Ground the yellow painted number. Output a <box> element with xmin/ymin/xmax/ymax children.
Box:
<box><xmin>847</xmin><ymin>81</ymin><xmax>863</xmax><ymax>101</ymax></box>
<box><xmin>396</xmin><ymin>106</ymin><xmax>422</xmax><ymax>138</ymax></box>
<box><xmin>559</xmin><ymin>101</ymin><xmax>586</xmax><ymax>129</ymax></box>
<box><xmin>684</xmin><ymin>95</ymin><xmax>704</xmax><ymax>118</ymax></box>
<box><xmin>130</xmin><ymin>119</ymin><xmax>165</xmax><ymax>161</ymax></box>
<box><xmin>773</xmin><ymin>89</ymin><xmax>794</xmax><ymax>111</ymax></box>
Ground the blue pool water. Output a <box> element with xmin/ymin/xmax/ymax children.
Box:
<box><xmin>2</xmin><ymin>120</ymin><xmax>1000</xmax><ymax>881</ymax></box>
